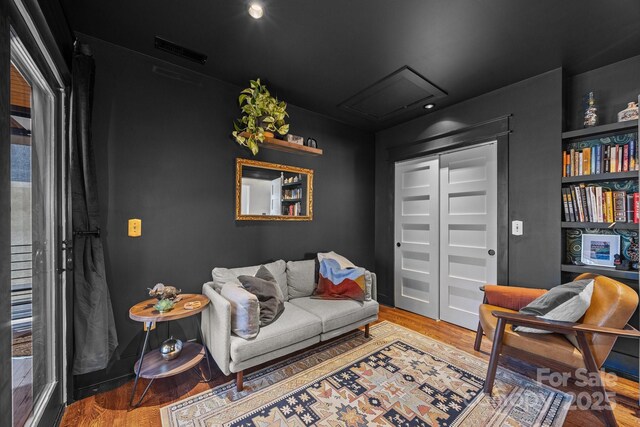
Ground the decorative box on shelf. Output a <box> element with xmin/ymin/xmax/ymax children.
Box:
<box><xmin>286</xmin><ymin>134</ymin><xmax>304</xmax><ymax>145</ymax></box>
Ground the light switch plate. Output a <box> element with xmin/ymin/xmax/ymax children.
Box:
<box><xmin>128</xmin><ymin>218</ymin><xmax>142</xmax><ymax>237</ymax></box>
<box><xmin>512</xmin><ymin>220</ymin><xmax>523</xmax><ymax>236</ymax></box>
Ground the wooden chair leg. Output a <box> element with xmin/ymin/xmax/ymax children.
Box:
<box><xmin>474</xmin><ymin>322</ymin><xmax>484</xmax><ymax>351</ymax></box>
<box><xmin>575</xmin><ymin>332</ymin><xmax>618</xmax><ymax>427</ymax></box>
<box><xmin>364</xmin><ymin>324</ymin><xmax>370</xmax><ymax>338</ymax></box>
<box><xmin>236</xmin><ymin>371</ymin><xmax>244</xmax><ymax>392</ymax></box>
<box><xmin>483</xmin><ymin>317</ymin><xmax>506</xmax><ymax>395</ymax></box>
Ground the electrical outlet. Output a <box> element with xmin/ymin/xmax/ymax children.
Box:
<box><xmin>512</xmin><ymin>220</ymin><xmax>523</xmax><ymax>236</ymax></box>
<box><xmin>128</xmin><ymin>218</ymin><xmax>142</xmax><ymax>237</ymax></box>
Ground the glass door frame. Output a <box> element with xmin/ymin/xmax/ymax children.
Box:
<box><xmin>0</xmin><ymin>0</ymin><xmax>70</xmax><ymax>425</ymax></box>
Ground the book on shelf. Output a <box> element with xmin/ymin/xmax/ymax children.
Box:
<box><xmin>564</xmin><ymin>185</ymin><xmax>638</xmax><ymax>224</ymax></box>
<box><xmin>582</xmin><ymin>148</ymin><xmax>590</xmax><ymax>175</ymax></box>
<box><xmin>562</xmin><ymin>138</ymin><xmax>639</xmax><ymax>177</ymax></box>
<box><xmin>571</xmin><ymin>185</ymin><xmax>583</xmax><ymax>222</ymax></box>
<box><xmin>626</xmin><ymin>194</ymin><xmax>634</xmax><ymax>224</ymax></box>
<box><xmin>613</xmin><ymin>191</ymin><xmax>626</xmax><ymax>222</ymax></box>
<box><xmin>604</xmin><ymin>190</ymin><xmax>613</xmax><ymax>222</ymax></box>
<box><xmin>562</xmin><ymin>188</ymin><xmax>571</xmax><ymax>221</ymax></box>
<box><xmin>595</xmin><ymin>145</ymin><xmax>602</xmax><ymax>174</ymax></box>
<box><xmin>283</xmin><ymin>201</ymin><xmax>302</xmax><ymax>216</ymax></box>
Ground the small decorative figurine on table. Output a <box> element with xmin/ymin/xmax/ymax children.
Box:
<box><xmin>160</xmin><ymin>336</ymin><xmax>183</xmax><ymax>361</ymax></box>
<box><xmin>148</xmin><ymin>283</ymin><xmax>182</xmax><ymax>300</ymax></box>
<box><xmin>148</xmin><ymin>283</ymin><xmax>182</xmax><ymax>313</ymax></box>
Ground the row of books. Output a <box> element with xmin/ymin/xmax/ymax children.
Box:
<box><xmin>562</xmin><ymin>141</ymin><xmax>638</xmax><ymax>177</ymax></box>
<box><xmin>282</xmin><ymin>188</ymin><xmax>303</xmax><ymax>200</ymax></box>
<box><xmin>562</xmin><ymin>185</ymin><xmax>639</xmax><ymax>223</ymax></box>
<box><xmin>282</xmin><ymin>202</ymin><xmax>303</xmax><ymax>216</ymax></box>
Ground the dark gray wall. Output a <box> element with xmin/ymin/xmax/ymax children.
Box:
<box><xmin>565</xmin><ymin>55</ymin><xmax>640</xmax><ymax>130</ymax></box>
<box><xmin>74</xmin><ymin>35</ymin><xmax>375</xmax><ymax>390</ymax></box>
<box><xmin>374</xmin><ymin>69</ymin><xmax>564</xmax><ymax>305</ymax></box>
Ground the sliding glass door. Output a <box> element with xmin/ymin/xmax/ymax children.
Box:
<box><xmin>8</xmin><ymin>29</ymin><xmax>63</xmax><ymax>427</ymax></box>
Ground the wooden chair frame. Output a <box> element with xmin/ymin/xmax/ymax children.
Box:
<box><xmin>475</xmin><ymin>311</ymin><xmax>640</xmax><ymax>427</ymax></box>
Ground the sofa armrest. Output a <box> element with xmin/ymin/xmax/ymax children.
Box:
<box><xmin>370</xmin><ymin>272</ymin><xmax>378</xmax><ymax>301</ymax></box>
<box><xmin>201</xmin><ymin>282</ymin><xmax>232</xmax><ymax>376</ymax></box>
<box><xmin>483</xmin><ymin>284</ymin><xmax>547</xmax><ymax>311</ymax></box>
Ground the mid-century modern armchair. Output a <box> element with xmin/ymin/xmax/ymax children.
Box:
<box><xmin>474</xmin><ymin>273</ymin><xmax>640</xmax><ymax>427</ymax></box>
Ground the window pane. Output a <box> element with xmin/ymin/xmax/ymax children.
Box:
<box><xmin>10</xmin><ymin>40</ymin><xmax>57</xmax><ymax>425</ymax></box>
<box><xmin>10</xmin><ymin>62</ymin><xmax>34</xmax><ymax>427</ymax></box>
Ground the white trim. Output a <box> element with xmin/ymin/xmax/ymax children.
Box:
<box><xmin>11</xmin><ymin>30</ymin><xmax>60</xmax><ymax>427</ymax></box>
<box><xmin>12</xmin><ymin>0</ymin><xmax>65</xmax><ymax>88</ymax></box>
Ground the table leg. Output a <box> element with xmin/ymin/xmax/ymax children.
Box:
<box><xmin>193</xmin><ymin>315</ymin><xmax>213</xmax><ymax>382</ymax></box>
<box><xmin>129</xmin><ymin>321</ymin><xmax>153</xmax><ymax>407</ymax></box>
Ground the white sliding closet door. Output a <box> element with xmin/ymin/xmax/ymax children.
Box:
<box><xmin>439</xmin><ymin>143</ymin><xmax>498</xmax><ymax>330</ymax></box>
<box><xmin>394</xmin><ymin>157</ymin><xmax>440</xmax><ymax>318</ymax></box>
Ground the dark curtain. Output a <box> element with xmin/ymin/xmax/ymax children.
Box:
<box><xmin>70</xmin><ymin>44</ymin><xmax>118</xmax><ymax>375</ymax></box>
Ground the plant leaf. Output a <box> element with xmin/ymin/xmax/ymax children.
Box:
<box><xmin>278</xmin><ymin>124</ymin><xmax>289</xmax><ymax>135</ymax></box>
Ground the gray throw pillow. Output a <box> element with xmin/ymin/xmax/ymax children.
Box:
<box><xmin>514</xmin><ymin>279</ymin><xmax>594</xmax><ymax>334</ymax></box>
<box><xmin>238</xmin><ymin>266</ymin><xmax>285</xmax><ymax>326</ymax></box>
<box><xmin>212</xmin><ymin>260</ymin><xmax>288</xmax><ymax>299</ymax></box>
<box><xmin>220</xmin><ymin>281</ymin><xmax>260</xmax><ymax>339</ymax></box>
<box><xmin>286</xmin><ymin>260</ymin><xmax>317</xmax><ymax>299</ymax></box>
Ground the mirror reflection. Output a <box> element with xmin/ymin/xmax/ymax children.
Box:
<box><xmin>236</xmin><ymin>159</ymin><xmax>313</xmax><ymax>221</ymax></box>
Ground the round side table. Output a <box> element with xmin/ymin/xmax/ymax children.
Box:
<box><xmin>128</xmin><ymin>293</ymin><xmax>211</xmax><ymax>407</ymax></box>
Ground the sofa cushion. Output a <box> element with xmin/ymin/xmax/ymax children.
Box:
<box><xmin>220</xmin><ymin>282</ymin><xmax>260</xmax><ymax>339</ymax></box>
<box><xmin>238</xmin><ymin>266</ymin><xmax>285</xmax><ymax>326</ymax></box>
<box><xmin>229</xmin><ymin>301</ymin><xmax>322</xmax><ymax>363</ymax></box>
<box><xmin>289</xmin><ymin>297</ymin><xmax>379</xmax><ymax>333</ymax></box>
<box><xmin>212</xmin><ymin>260</ymin><xmax>288</xmax><ymax>300</ymax></box>
<box><xmin>286</xmin><ymin>260</ymin><xmax>316</xmax><ymax>299</ymax></box>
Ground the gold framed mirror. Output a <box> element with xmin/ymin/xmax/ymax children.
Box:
<box><xmin>235</xmin><ymin>158</ymin><xmax>314</xmax><ymax>221</ymax></box>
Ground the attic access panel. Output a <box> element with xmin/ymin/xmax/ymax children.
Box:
<box><xmin>339</xmin><ymin>66</ymin><xmax>447</xmax><ymax>121</ymax></box>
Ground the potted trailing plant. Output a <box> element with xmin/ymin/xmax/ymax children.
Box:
<box><xmin>232</xmin><ymin>79</ymin><xmax>289</xmax><ymax>155</ymax></box>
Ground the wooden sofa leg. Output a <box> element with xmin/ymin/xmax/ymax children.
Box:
<box><xmin>236</xmin><ymin>371</ymin><xmax>243</xmax><ymax>392</ymax></box>
<box><xmin>483</xmin><ymin>317</ymin><xmax>506</xmax><ymax>395</ymax></box>
<box><xmin>364</xmin><ymin>324</ymin><xmax>370</xmax><ymax>338</ymax></box>
<box><xmin>474</xmin><ymin>322</ymin><xmax>484</xmax><ymax>351</ymax></box>
<box><xmin>575</xmin><ymin>332</ymin><xmax>618</xmax><ymax>427</ymax></box>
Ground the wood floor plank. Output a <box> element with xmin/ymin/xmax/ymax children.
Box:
<box><xmin>59</xmin><ymin>304</ymin><xmax>640</xmax><ymax>426</ymax></box>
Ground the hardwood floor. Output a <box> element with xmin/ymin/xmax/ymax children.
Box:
<box><xmin>60</xmin><ymin>305</ymin><xmax>640</xmax><ymax>426</ymax></box>
<box><xmin>12</xmin><ymin>356</ymin><xmax>32</xmax><ymax>427</ymax></box>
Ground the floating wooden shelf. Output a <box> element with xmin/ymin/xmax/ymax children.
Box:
<box><xmin>561</xmin><ymin>171</ymin><xmax>638</xmax><ymax>184</ymax></box>
<box><xmin>240</xmin><ymin>132</ymin><xmax>323</xmax><ymax>156</ymax></box>
<box><xmin>561</xmin><ymin>264</ymin><xmax>639</xmax><ymax>281</ymax></box>
<box><xmin>562</xmin><ymin>120</ymin><xmax>638</xmax><ymax>141</ymax></box>
<box><xmin>561</xmin><ymin>221</ymin><xmax>639</xmax><ymax>230</ymax></box>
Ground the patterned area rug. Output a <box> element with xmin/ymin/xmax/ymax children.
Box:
<box><xmin>160</xmin><ymin>321</ymin><xmax>572</xmax><ymax>426</ymax></box>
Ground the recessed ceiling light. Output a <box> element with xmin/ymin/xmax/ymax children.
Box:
<box><xmin>424</xmin><ymin>103</ymin><xmax>435</xmax><ymax>109</ymax></box>
<box><xmin>248</xmin><ymin>3</ymin><xmax>264</xmax><ymax>19</ymax></box>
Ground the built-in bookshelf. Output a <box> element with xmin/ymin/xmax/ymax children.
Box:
<box><xmin>560</xmin><ymin>119</ymin><xmax>639</xmax><ymax>282</ymax></box>
<box><xmin>281</xmin><ymin>173</ymin><xmax>306</xmax><ymax>216</ymax></box>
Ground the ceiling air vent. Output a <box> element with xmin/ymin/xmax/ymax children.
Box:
<box><xmin>154</xmin><ymin>36</ymin><xmax>207</xmax><ymax>65</ymax></box>
<box><xmin>339</xmin><ymin>66</ymin><xmax>447</xmax><ymax>121</ymax></box>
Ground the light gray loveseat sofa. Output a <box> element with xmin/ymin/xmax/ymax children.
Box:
<box><xmin>200</xmin><ymin>259</ymin><xmax>379</xmax><ymax>391</ymax></box>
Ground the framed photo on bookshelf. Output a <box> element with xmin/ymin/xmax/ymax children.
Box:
<box><xmin>580</xmin><ymin>234</ymin><xmax>620</xmax><ymax>267</ymax></box>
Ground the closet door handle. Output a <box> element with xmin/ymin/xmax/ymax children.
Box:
<box><xmin>488</xmin><ymin>249</ymin><xmax>496</xmax><ymax>256</ymax></box>
<box><xmin>396</xmin><ymin>242</ymin><xmax>401</xmax><ymax>247</ymax></box>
